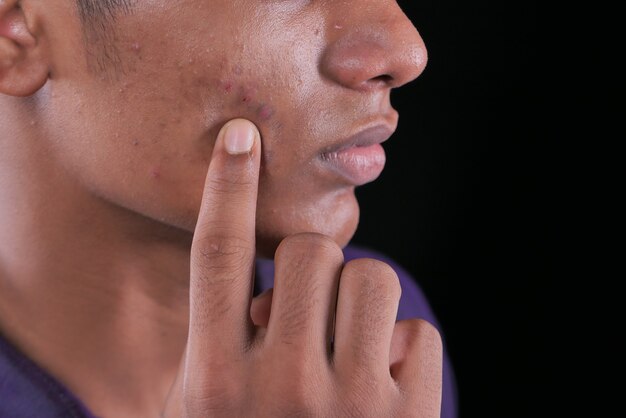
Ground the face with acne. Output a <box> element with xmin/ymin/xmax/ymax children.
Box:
<box><xmin>40</xmin><ymin>0</ymin><xmax>426</xmax><ymax>255</ymax></box>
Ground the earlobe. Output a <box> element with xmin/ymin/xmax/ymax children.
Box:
<box><xmin>0</xmin><ymin>0</ymin><xmax>49</xmax><ymax>97</ymax></box>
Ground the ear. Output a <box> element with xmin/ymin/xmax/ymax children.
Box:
<box><xmin>0</xmin><ymin>0</ymin><xmax>49</xmax><ymax>97</ymax></box>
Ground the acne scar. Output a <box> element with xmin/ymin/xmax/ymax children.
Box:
<box><xmin>132</xmin><ymin>139</ymin><xmax>140</xmax><ymax>146</ymax></box>
<box><xmin>150</xmin><ymin>168</ymin><xmax>161</xmax><ymax>179</ymax></box>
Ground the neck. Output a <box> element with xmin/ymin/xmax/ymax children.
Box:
<box><xmin>0</xmin><ymin>122</ymin><xmax>193</xmax><ymax>416</ymax></box>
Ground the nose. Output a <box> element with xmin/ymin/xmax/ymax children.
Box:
<box><xmin>320</xmin><ymin>1</ymin><xmax>427</xmax><ymax>91</ymax></box>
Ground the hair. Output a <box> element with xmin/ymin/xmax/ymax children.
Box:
<box><xmin>75</xmin><ymin>0</ymin><xmax>135</xmax><ymax>77</ymax></box>
<box><xmin>76</xmin><ymin>0</ymin><xmax>133</xmax><ymax>24</ymax></box>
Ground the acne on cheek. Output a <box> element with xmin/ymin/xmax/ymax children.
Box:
<box><xmin>222</xmin><ymin>81</ymin><xmax>233</xmax><ymax>93</ymax></box>
<box><xmin>150</xmin><ymin>168</ymin><xmax>161</xmax><ymax>180</ymax></box>
<box><xmin>257</xmin><ymin>104</ymin><xmax>274</xmax><ymax>121</ymax></box>
<box><xmin>218</xmin><ymin>79</ymin><xmax>276</xmax><ymax>122</ymax></box>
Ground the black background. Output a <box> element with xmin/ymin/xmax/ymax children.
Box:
<box><xmin>351</xmin><ymin>2</ymin><xmax>547</xmax><ymax>417</ymax></box>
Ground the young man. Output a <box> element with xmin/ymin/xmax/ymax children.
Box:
<box><xmin>0</xmin><ymin>0</ymin><xmax>456</xmax><ymax>416</ymax></box>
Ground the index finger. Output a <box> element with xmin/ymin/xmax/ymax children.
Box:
<box><xmin>188</xmin><ymin>119</ymin><xmax>261</xmax><ymax>359</ymax></box>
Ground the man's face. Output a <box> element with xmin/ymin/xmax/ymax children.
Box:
<box><xmin>42</xmin><ymin>0</ymin><xmax>426</xmax><ymax>255</ymax></box>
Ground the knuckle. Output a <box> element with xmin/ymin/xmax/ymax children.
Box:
<box><xmin>343</xmin><ymin>258</ymin><xmax>402</xmax><ymax>301</ymax></box>
<box><xmin>403</xmin><ymin>319</ymin><xmax>444</xmax><ymax>353</ymax></box>
<box><xmin>276</xmin><ymin>232</ymin><xmax>343</xmax><ymax>263</ymax></box>
<box><xmin>192</xmin><ymin>232</ymin><xmax>253</xmax><ymax>280</ymax></box>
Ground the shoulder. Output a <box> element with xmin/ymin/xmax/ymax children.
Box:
<box><xmin>0</xmin><ymin>332</ymin><xmax>93</xmax><ymax>417</ymax></box>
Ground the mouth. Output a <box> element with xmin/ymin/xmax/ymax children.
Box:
<box><xmin>319</xmin><ymin>124</ymin><xmax>395</xmax><ymax>186</ymax></box>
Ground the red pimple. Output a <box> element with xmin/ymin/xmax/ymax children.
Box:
<box><xmin>224</xmin><ymin>82</ymin><xmax>233</xmax><ymax>93</ymax></box>
<box><xmin>240</xmin><ymin>86</ymin><xmax>256</xmax><ymax>104</ymax></box>
<box><xmin>150</xmin><ymin>168</ymin><xmax>161</xmax><ymax>179</ymax></box>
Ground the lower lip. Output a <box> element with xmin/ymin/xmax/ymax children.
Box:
<box><xmin>321</xmin><ymin>143</ymin><xmax>387</xmax><ymax>186</ymax></box>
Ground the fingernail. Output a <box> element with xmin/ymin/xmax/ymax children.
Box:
<box><xmin>223</xmin><ymin>120</ymin><xmax>255</xmax><ymax>155</ymax></box>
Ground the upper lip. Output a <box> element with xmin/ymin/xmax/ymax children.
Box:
<box><xmin>322</xmin><ymin>120</ymin><xmax>398</xmax><ymax>155</ymax></box>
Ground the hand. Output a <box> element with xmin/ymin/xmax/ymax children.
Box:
<box><xmin>162</xmin><ymin>119</ymin><xmax>443</xmax><ymax>417</ymax></box>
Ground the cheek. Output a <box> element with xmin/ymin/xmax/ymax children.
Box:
<box><xmin>212</xmin><ymin>76</ymin><xmax>277</xmax><ymax>123</ymax></box>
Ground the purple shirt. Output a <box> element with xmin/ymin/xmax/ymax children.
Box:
<box><xmin>0</xmin><ymin>245</ymin><xmax>457</xmax><ymax>417</ymax></box>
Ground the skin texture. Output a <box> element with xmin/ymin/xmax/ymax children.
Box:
<box><xmin>0</xmin><ymin>0</ymin><xmax>439</xmax><ymax>417</ymax></box>
<box><xmin>8</xmin><ymin>0</ymin><xmax>425</xmax><ymax>254</ymax></box>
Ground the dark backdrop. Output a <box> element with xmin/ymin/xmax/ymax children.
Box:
<box><xmin>351</xmin><ymin>2</ymin><xmax>546</xmax><ymax>417</ymax></box>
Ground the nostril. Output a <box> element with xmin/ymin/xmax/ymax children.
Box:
<box><xmin>374</xmin><ymin>74</ymin><xmax>394</xmax><ymax>83</ymax></box>
<box><xmin>367</xmin><ymin>74</ymin><xmax>394</xmax><ymax>88</ymax></box>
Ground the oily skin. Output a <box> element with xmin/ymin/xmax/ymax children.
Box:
<box><xmin>0</xmin><ymin>0</ymin><xmax>436</xmax><ymax>416</ymax></box>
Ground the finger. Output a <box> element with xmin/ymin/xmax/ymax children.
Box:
<box><xmin>188</xmin><ymin>119</ymin><xmax>261</xmax><ymax>360</ymax></box>
<box><xmin>333</xmin><ymin>258</ymin><xmax>401</xmax><ymax>380</ymax></box>
<box><xmin>266</xmin><ymin>233</ymin><xmax>344</xmax><ymax>358</ymax></box>
<box><xmin>250</xmin><ymin>288</ymin><xmax>273</xmax><ymax>328</ymax></box>
<box><xmin>390</xmin><ymin>319</ymin><xmax>443</xmax><ymax>417</ymax></box>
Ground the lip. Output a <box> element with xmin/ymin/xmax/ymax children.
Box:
<box><xmin>320</xmin><ymin>124</ymin><xmax>395</xmax><ymax>186</ymax></box>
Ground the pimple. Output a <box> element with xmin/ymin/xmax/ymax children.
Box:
<box><xmin>131</xmin><ymin>42</ymin><xmax>141</xmax><ymax>53</ymax></box>
<box><xmin>223</xmin><ymin>81</ymin><xmax>233</xmax><ymax>93</ymax></box>
<box><xmin>240</xmin><ymin>86</ymin><xmax>257</xmax><ymax>104</ymax></box>
<box><xmin>150</xmin><ymin>168</ymin><xmax>161</xmax><ymax>179</ymax></box>
<box><xmin>257</xmin><ymin>104</ymin><xmax>274</xmax><ymax>121</ymax></box>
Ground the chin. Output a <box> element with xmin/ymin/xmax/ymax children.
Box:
<box><xmin>254</xmin><ymin>193</ymin><xmax>360</xmax><ymax>259</ymax></box>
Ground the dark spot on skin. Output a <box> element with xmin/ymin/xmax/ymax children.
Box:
<box><xmin>257</xmin><ymin>104</ymin><xmax>274</xmax><ymax>121</ymax></box>
<box><xmin>132</xmin><ymin>139</ymin><xmax>139</xmax><ymax>146</ymax></box>
<box><xmin>242</xmin><ymin>96</ymin><xmax>251</xmax><ymax>103</ymax></box>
